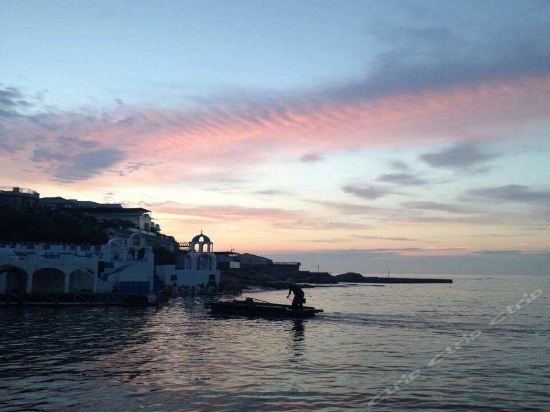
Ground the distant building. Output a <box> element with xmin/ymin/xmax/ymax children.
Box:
<box><xmin>266</xmin><ymin>261</ymin><xmax>301</xmax><ymax>278</ymax></box>
<box><xmin>235</xmin><ymin>253</ymin><xmax>300</xmax><ymax>273</ymax></box>
<box><xmin>214</xmin><ymin>251</ymin><xmax>241</xmax><ymax>270</ymax></box>
<box><xmin>237</xmin><ymin>253</ymin><xmax>273</xmax><ymax>269</ymax></box>
<box><xmin>0</xmin><ymin>186</ymin><xmax>39</xmax><ymax>210</ymax></box>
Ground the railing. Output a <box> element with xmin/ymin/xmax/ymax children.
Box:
<box><xmin>272</xmin><ymin>261</ymin><xmax>301</xmax><ymax>266</ymax></box>
<box><xmin>0</xmin><ymin>186</ymin><xmax>39</xmax><ymax>196</ymax></box>
<box><xmin>0</xmin><ymin>242</ymin><xmax>103</xmax><ymax>255</ymax></box>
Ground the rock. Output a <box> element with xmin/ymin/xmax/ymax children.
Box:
<box><xmin>334</xmin><ymin>272</ymin><xmax>365</xmax><ymax>282</ymax></box>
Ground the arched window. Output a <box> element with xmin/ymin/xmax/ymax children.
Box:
<box><xmin>69</xmin><ymin>269</ymin><xmax>94</xmax><ymax>293</ymax></box>
<box><xmin>3</xmin><ymin>267</ymin><xmax>28</xmax><ymax>293</ymax></box>
<box><xmin>32</xmin><ymin>268</ymin><xmax>65</xmax><ymax>294</ymax></box>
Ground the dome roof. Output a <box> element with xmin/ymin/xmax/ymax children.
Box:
<box><xmin>192</xmin><ymin>233</ymin><xmax>211</xmax><ymax>243</ymax></box>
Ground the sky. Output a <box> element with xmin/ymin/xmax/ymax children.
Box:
<box><xmin>1</xmin><ymin>0</ymin><xmax>550</xmax><ymax>274</ymax></box>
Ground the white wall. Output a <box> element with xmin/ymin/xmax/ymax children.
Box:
<box><xmin>157</xmin><ymin>265</ymin><xmax>220</xmax><ymax>287</ymax></box>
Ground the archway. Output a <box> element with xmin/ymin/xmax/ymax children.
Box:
<box><xmin>32</xmin><ymin>268</ymin><xmax>65</xmax><ymax>294</ymax></box>
<box><xmin>130</xmin><ymin>233</ymin><xmax>143</xmax><ymax>248</ymax></box>
<box><xmin>69</xmin><ymin>269</ymin><xmax>95</xmax><ymax>293</ymax></box>
<box><xmin>198</xmin><ymin>255</ymin><xmax>211</xmax><ymax>270</ymax></box>
<box><xmin>2</xmin><ymin>266</ymin><xmax>28</xmax><ymax>293</ymax></box>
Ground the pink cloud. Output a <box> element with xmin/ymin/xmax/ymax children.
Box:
<box><xmin>96</xmin><ymin>75</ymin><xmax>550</xmax><ymax>152</ymax></box>
<box><xmin>2</xmin><ymin>75</ymin><xmax>549</xmax><ymax>185</ymax></box>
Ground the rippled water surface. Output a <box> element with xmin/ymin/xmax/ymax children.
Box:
<box><xmin>1</xmin><ymin>275</ymin><xmax>549</xmax><ymax>411</ymax></box>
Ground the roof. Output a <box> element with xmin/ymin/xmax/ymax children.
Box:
<box><xmin>40</xmin><ymin>197</ymin><xmax>69</xmax><ymax>202</ymax></box>
<box><xmin>214</xmin><ymin>251</ymin><xmax>239</xmax><ymax>256</ymax></box>
<box><xmin>192</xmin><ymin>233</ymin><xmax>211</xmax><ymax>243</ymax></box>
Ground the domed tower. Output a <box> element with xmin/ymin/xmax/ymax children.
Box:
<box><xmin>184</xmin><ymin>231</ymin><xmax>217</xmax><ymax>271</ymax></box>
<box><xmin>190</xmin><ymin>231</ymin><xmax>213</xmax><ymax>253</ymax></box>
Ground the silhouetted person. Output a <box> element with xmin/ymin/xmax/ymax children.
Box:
<box><xmin>287</xmin><ymin>283</ymin><xmax>305</xmax><ymax>310</ymax></box>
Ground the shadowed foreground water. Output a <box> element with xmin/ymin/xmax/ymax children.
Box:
<box><xmin>1</xmin><ymin>275</ymin><xmax>548</xmax><ymax>411</ymax></box>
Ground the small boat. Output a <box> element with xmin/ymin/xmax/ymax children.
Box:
<box><xmin>206</xmin><ymin>297</ymin><xmax>323</xmax><ymax>318</ymax></box>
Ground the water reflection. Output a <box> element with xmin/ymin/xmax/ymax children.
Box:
<box><xmin>288</xmin><ymin>319</ymin><xmax>306</xmax><ymax>361</ymax></box>
<box><xmin>1</xmin><ymin>277</ymin><xmax>548</xmax><ymax>412</ymax></box>
<box><xmin>0</xmin><ymin>307</ymin><xmax>155</xmax><ymax>380</ymax></box>
<box><xmin>292</xmin><ymin>319</ymin><xmax>305</xmax><ymax>341</ymax></box>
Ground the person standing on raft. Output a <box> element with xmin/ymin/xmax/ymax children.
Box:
<box><xmin>287</xmin><ymin>283</ymin><xmax>305</xmax><ymax>310</ymax></box>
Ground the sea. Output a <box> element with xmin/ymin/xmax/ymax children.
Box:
<box><xmin>0</xmin><ymin>274</ymin><xmax>548</xmax><ymax>411</ymax></box>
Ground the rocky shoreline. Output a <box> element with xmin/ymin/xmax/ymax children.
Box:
<box><xmin>220</xmin><ymin>270</ymin><xmax>452</xmax><ymax>292</ymax></box>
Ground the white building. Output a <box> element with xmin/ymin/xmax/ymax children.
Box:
<box><xmin>0</xmin><ymin>231</ymin><xmax>221</xmax><ymax>301</ymax></box>
<box><xmin>156</xmin><ymin>232</ymin><xmax>220</xmax><ymax>288</ymax></box>
<box><xmin>0</xmin><ymin>233</ymin><xmax>157</xmax><ymax>301</ymax></box>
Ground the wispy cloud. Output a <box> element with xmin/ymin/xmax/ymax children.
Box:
<box><xmin>0</xmin><ymin>85</ymin><xmax>31</xmax><ymax>119</ymax></box>
<box><xmin>343</xmin><ymin>184</ymin><xmax>393</xmax><ymax>200</ymax></box>
<box><xmin>300</xmin><ymin>153</ymin><xmax>325</xmax><ymax>163</ymax></box>
<box><xmin>420</xmin><ymin>143</ymin><xmax>498</xmax><ymax>170</ymax></box>
<box><xmin>388</xmin><ymin>160</ymin><xmax>410</xmax><ymax>172</ymax></box>
<box><xmin>376</xmin><ymin>173</ymin><xmax>428</xmax><ymax>186</ymax></box>
<box><xmin>403</xmin><ymin>201</ymin><xmax>472</xmax><ymax>214</ymax></box>
<box><xmin>362</xmin><ymin>9</ymin><xmax>550</xmax><ymax>98</ymax></box>
<box><xmin>29</xmin><ymin>135</ymin><xmax>124</xmax><ymax>182</ymax></box>
<box><xmin>154</xmin><ymin>201</ymin><xmax>371</xmax><ymax>232</ymax></box>
<box><xmin>467</xmin><ymin>185</ymin><xmax>550</xmax><ymax>203</ymax></box>
<box><xmin>253</xmin><ymin>189</ymin><xmax>288</xmax><ymax>196</ymax></box>
<box><xmin>351</xmin><ymin>235</ymin><xmax>420</xmax><ymax>242</ymax></box>
<box><xmin>308</xmin><ymin>200</ymin><xmax>381</xmax><ymax>215</ymax></box>
<box><xmin>155</xmin><ymin>203</ymin><xmax>303</xmax><ymax>222</ymax></box>
<box><xmin>52</xmin><ymin>149</ymin><xmax>126</xmax><ymax>182</ymax></box>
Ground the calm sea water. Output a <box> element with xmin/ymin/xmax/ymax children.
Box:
<box><xmin>1</xmin><ymin>275</ymin><xmax>548</xmax><ymax>411</ymax></box>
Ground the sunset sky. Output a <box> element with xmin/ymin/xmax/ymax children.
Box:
<box><xmin>1</xmin><ymin>1</ymin><xmax>549</xmax><ymax>274</ymax></box>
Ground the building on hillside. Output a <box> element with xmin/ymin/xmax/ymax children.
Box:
<box><xmin>40</xmin><ymin>197</ymin><xmax>122</xmax><ymax>209</ymax></box>
<box><xmin>0</xmin><ymin>186</ymin><xmax>40</xmax><ymax>210</ymax></box>
<box><xmin>156</xmin><ymin>232</ymin><xmax>220</xmax><ymax>288</ymax></box>
<box><xmin>74</xmin><ymin>207</ymin><xmax>157</xmax><ymax>232</ymax></box>
<box><xmin>39</xmin><ymin>197</ymin><xmax>159</xmax><ymax>232</ymax></box>
<box><xmin>237</xmin><ymin>253</ymin><xmax>273</xmax><ymax>269</ymax></box>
